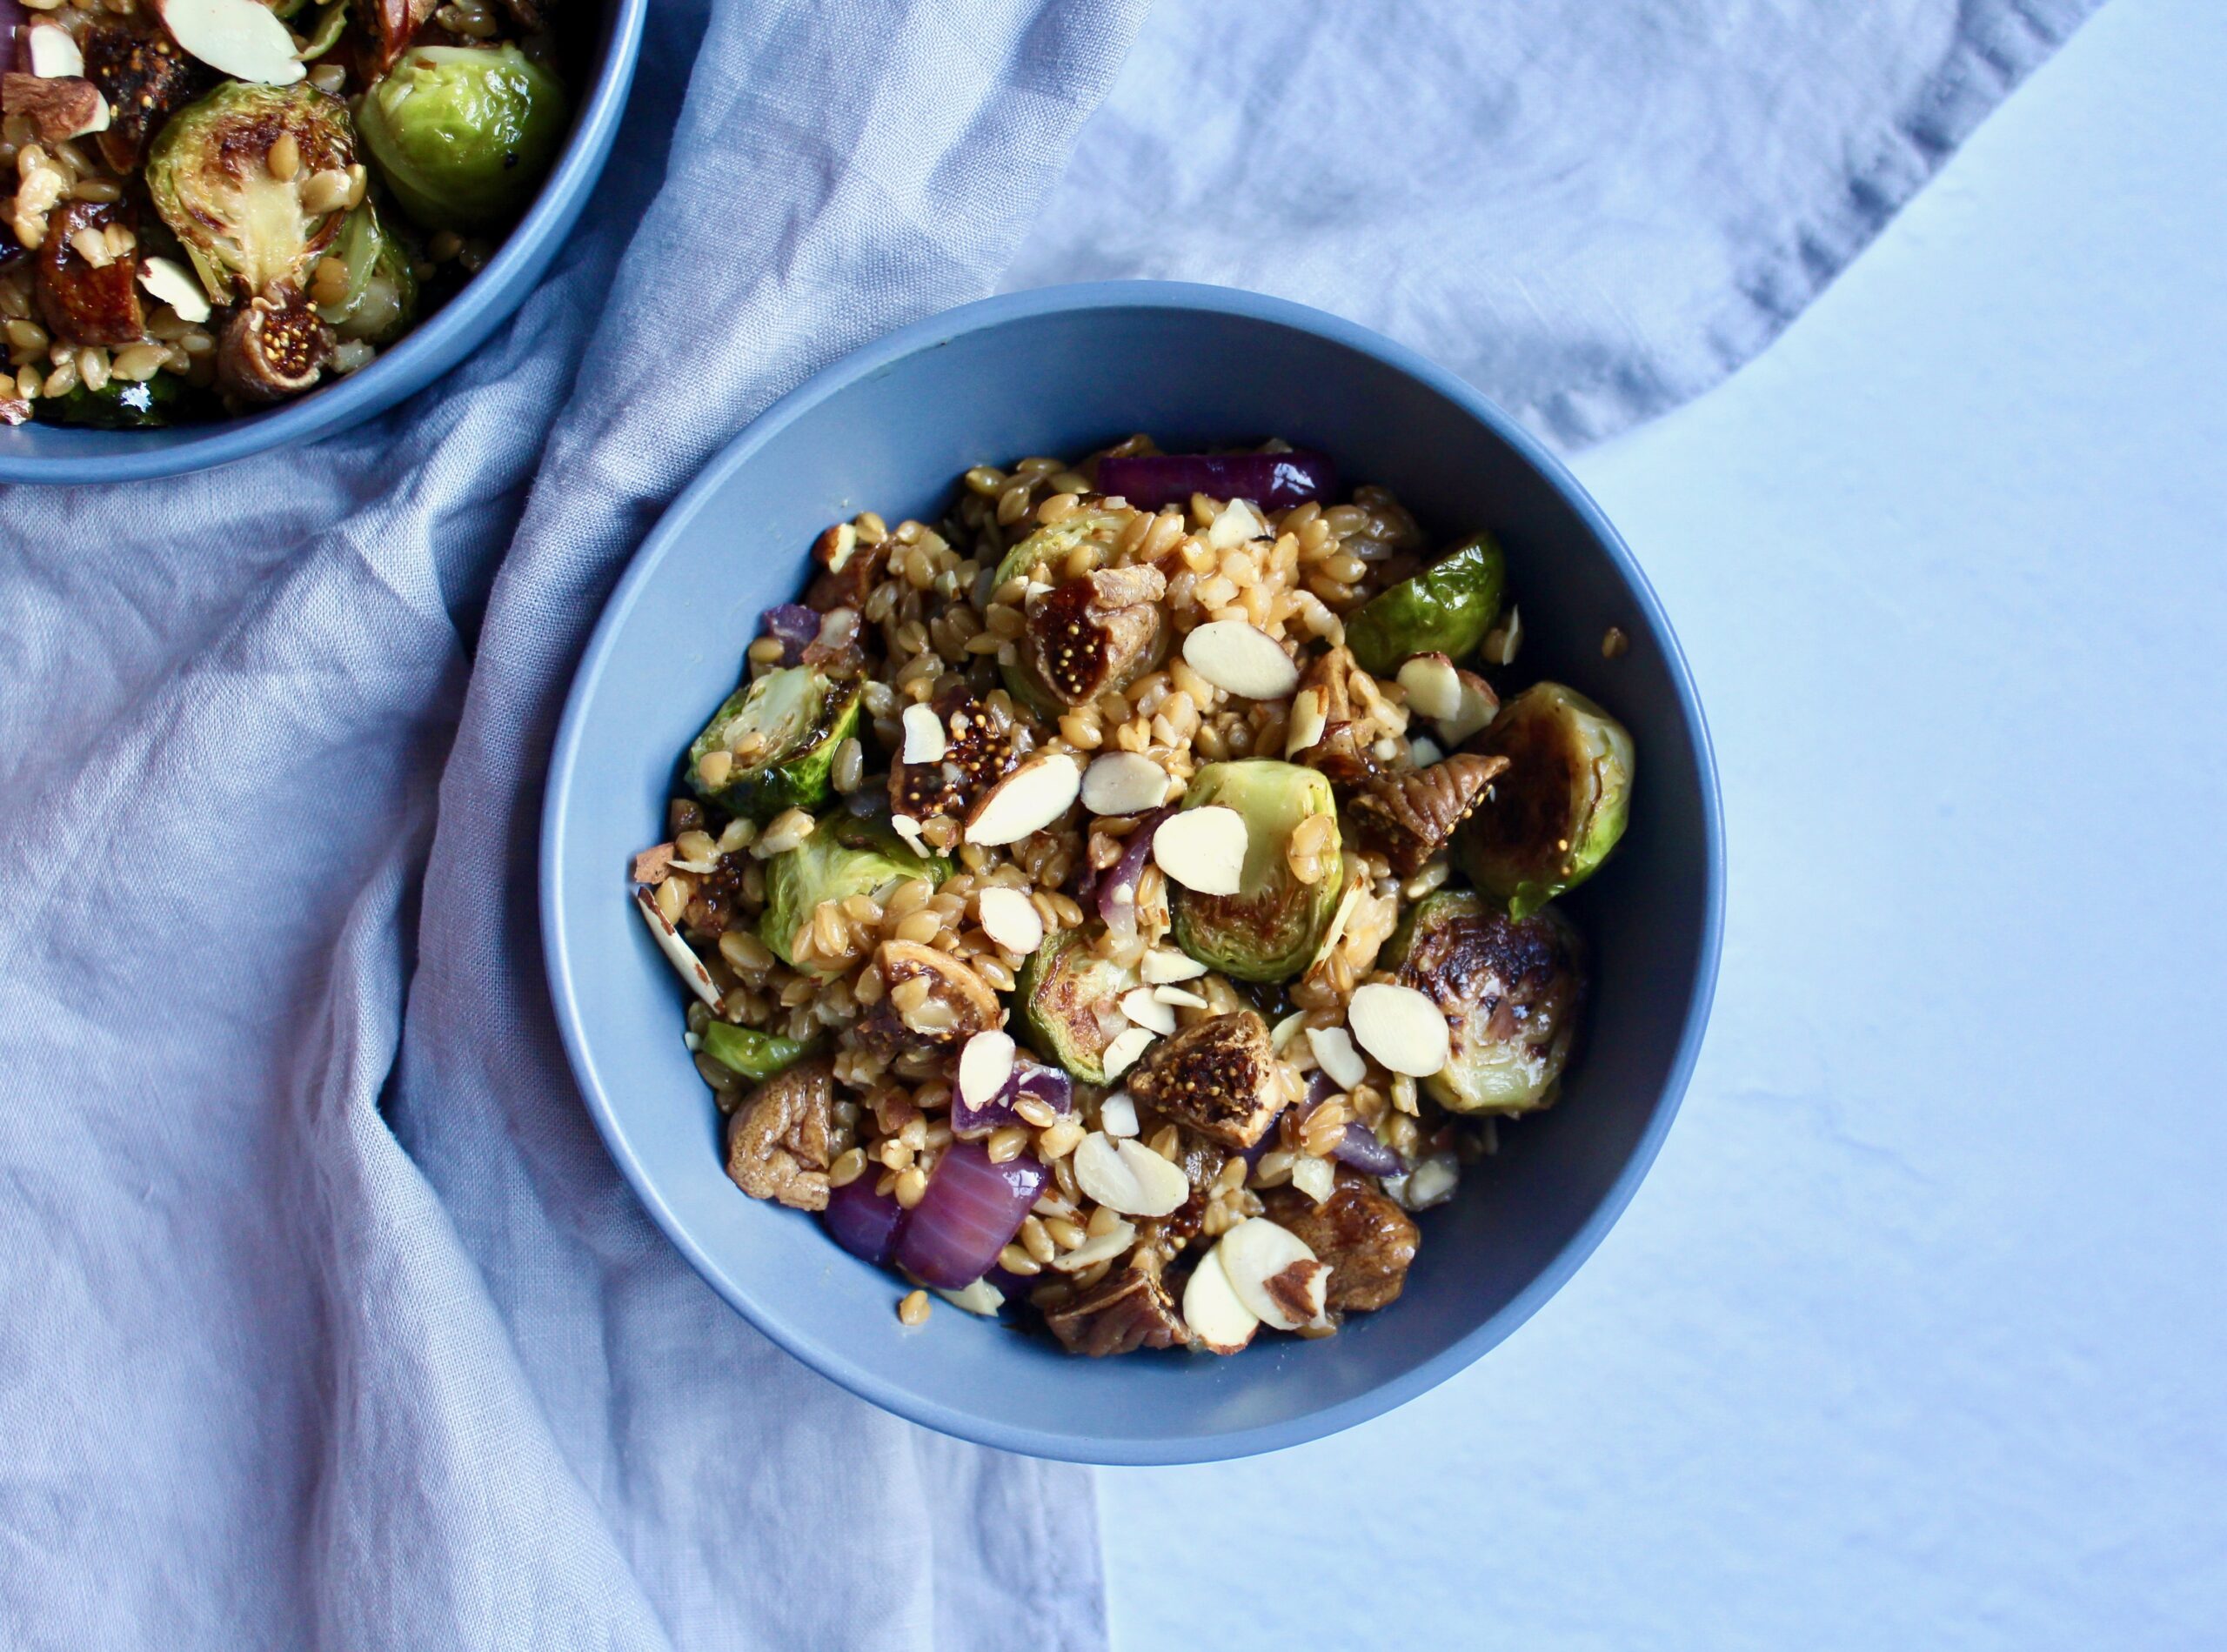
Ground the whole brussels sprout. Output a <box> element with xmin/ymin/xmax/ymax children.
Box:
<box><xmin>1457</xmin><ymin>682</ymin><xmax>1634</xmax><ymax>918</ymax></box>
<box><xmin>358</xmin><ymin>45</ymin><xmax>568</xmax><ymax>230</ymax></box>
<box><xmin>759</xmin><ymin>829</ymin><xmax>933</xmax><ymax>974</ymax></box>
<box><xmin>1344</xmin><ymin>532</ymin><xmax>1505</xmax><ymax>679</ymax></box>
<box><xmin>1169</xmin><ymin>759</ymin><xmax>1344</xmax><ymax>982</ymax></box>
<box><xmin>145</xmin><ymin>82</ymin><xmax>356</xmax><ymax>304</ymax></box>
<box><xmin>316</xmin><ymin>201</ymin><xmax>420</xmax><ymax>344</ymax></box>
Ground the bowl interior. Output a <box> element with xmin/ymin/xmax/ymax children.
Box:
<box><xmin>545</xmin><ymin>287</ymin><xmax>1721</xmax><ymax>1463</ymax></box>
<box><xmin>0</xmin><ymin>0</ymin><xmax>644</xmax><ymax>484</ymax></box>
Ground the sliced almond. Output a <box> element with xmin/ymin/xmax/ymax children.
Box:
<box><xmin>1050</xmin><ymin>1217</ymin><xmax>1138</xmax><ymax>1273</ymax></box>
<box><xmin>964</xmin><ymin>752</ymin><xmax>1080</xmax><ymax>846</ymax></box>
<box><xmin>1140</xmin><ymin>947</ymin><xmax>1207</xmax><ymax>985</ymax></box>
<box><xmin>1289</xmin><ymin>1154</ymin><xmax>1336</xmax><ymax>1205</ymax></box>
<box><xmin>1151</xmin><ymin>806</ymin><xmax>1247</xmax><ymax>896</ymax></box>
<box><xmin>1307</xmin><ymin>878</ymin><xmax>1365</xmax><ymax>971</ymax></box>
<box><xmin>1120</xmin><ymin>987</ymin><xmax>1177</xmax><ymax>1036</ymax></box>
<box><xmin>1269</xmin><ymin>1010</ymin><xmax>1307</xmax><ymax>1053</ymax></box>
<box><xmin>1395</xmin><ymin>652</ymin><xmax>1462</xmax><ymax>719</ymax></box>
<box><xmin>975</xmin><ymin>886</ymin><xmax>1044</xmax><ymax>955</ymax></box>
<box><xmin>633</xmin><ymin>888</ymin><xmax>719</xmax><ymax>1008</ymax></box>
<box><xmin>1284</xmin><ymin>686</ymin><xmax>1327</xmax><ymax>756</ymax></box>
<box><xmin>1404</xmin><ymin>1151</ymin><xmax>1460</xmax><ymax>1210</ymax></box>
<box><xmin>1098</xmin><ymin>1092</ymin><xmax>1140</xmax><ymax>1137</ymax></box>
<box><xmin>1481</xmin><ymin>604</ymin><xmax>1522</xmax><ymax>668</ymax></box>
<box><xmin>1206</xmin><ymin>498</ymin><xmax>1264</xmax><ymax>551</ymax></box>
<box><xmin>890</xmin><ymin>813</ymin><xmax>929</xmax><ymax>855</ymax></box>
<box><xmin>1181</xmin><ymin>1243</ymin><xmax>1261</xmax><ymax>1354</ymax></box>
<box><xmin>1080</xmin><ymin>750</ymin><xmax>1167</xmax><ymax>816</ymax></box>
<box><xmin>956</xmin><ymin>1029</ymin><xmax>1015</xmax><ymax>1110</ymax></box>
<box><xmin>152</xmin><ymin>0</ymin><xmax>307</xmax><ymax>83</ymax></box>
<box><xmin>933</xmin><ymin>1278</ymin><xmax>1006</xmax><ymax>1316</ymax></box>
<box><xmin>899</xmin><ymin>701</ymin><xmax>946</xmax><ymax>764</ymax></box>
<box><xmin>1217</xmin><ymin>1217</ymin><xmax>1328</xmax><ymax>1331</ymax></box>
<box><xmin>1072</xmin><ymin>1131</ymin><xmax>1190</xmax><ymax>1218</ymax></box>
<box><xmin>137</xmin><ymin>257</ymin><xmax>211</xmax><ymax>325</ymax></box>
<box><xmin>1182</xmin><ymin>620</ymin><xmax>1300</xmax><ymax>701</ymax></box>
<box><xmin>1100</xmin><ymin>1025</ymin><xmax>1155</xmax><ymax>1081</ymax></box>
<box><xmin>24</xmin><ymin>24</ymin><xmax>84</xmax><ymax>77</ymax></box>
<box><xmin>1436</xmin><ymin>669</ymin><xmax>1499</xmax><ymax>746</ymax></box>
<box><xmin>1408</xmin><ymin>734</ymin><xmax>1445</xmax><ymax>767</ymax></box>
<box><xmin>1152</xmin><ymin>984</ymin><xmax>1208</xmax><ymax>1010</ymax></box>
<box><xmin>1306</xmin><ymin>1025</ymin><xmax>1368</xmax><ymax>1092</ymax></box>
<box><xmin>1348</xmin><ymin>982</ymin><xmax>1451</xmax><ymax>1078</ymax></box>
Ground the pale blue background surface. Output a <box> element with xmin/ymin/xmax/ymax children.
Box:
<box><xmin>1103</xmin><ymin>0</ymin><xmax>2227</xmax><ymax>1643</ymax></box>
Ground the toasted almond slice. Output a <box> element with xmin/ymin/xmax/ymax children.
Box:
<box><xmin>1306</xmin><ymin>1025</ymin><xmax>1368</xmax><ymax>1092</ymax></box>
<box><xmin>152</xmin><ymin>0</ymin><xmax>306</xmax><ymax>82</ymax></box>
<box><xmin>1080</xmin><ymin>750</ymin><xmax>1167</xmax><ymax>816</ymax></box>
<box><xmin>1073</xmin><ymin>1132</ymin><xmax>1191</xmax><ymax>1218</ymax></box>
<box><xmin>1140</xmin><ymin>947</ymin><xmax>1207</xmax><ymax>984</ymax></box>
<box><xmin>1206</xmin><ymin>498</ymin><xmax>1264</xmax><ymax>551</ymax></box>
<box><xmin>25</xmin><ymin>24</ymin><xmax>84</xmax><ymax>77</ymax></box>
<box><xmin>1436</xmin><ymin>669</ymin><xmax>1499</xmax><ymax>746</ymax></box>
<box><xmin>1395</xmin><ymin>652</ymin><xmax>1463</xmax><ymax>719</ymax></box>
<box><xmin>1217</xmin><ymin>1217</ymin><xmax>1328</xmax><ymax>1331</ymax></box>
<box><xmin>1348</xmin><ymin>982</ymin><xmax>1451</xmax><ymax>1078</ymax></box>
<box><xmin>890</xmin><ymin>813</ymin><xmax>929</xmax><ymax>855</ymax></box>
<box><xmin>1152</xmin><ymin>984</ymin><xmax>1208</xmax><ymax>1009</ymax></box>
<box><xmin>956</xmin><ymin>1029</ymin><xmax>1015</xmax><ymax>1110</ymax></box>
<box><xmin>1482</xmin><ymin>604</ymin><xmax>1522</xmax><ymax>668</ymax></box>
<box><xmin>1290</xmin><ymin>1154</ymin><xmax>1336</xmax><ymax>1205</ymax></box>
<box><xmin>1181</xmin><ymin>1243</ymin><xmax>1261</xmax><ymax>1354</ymax></box>
<box><xmin>1408</xmin><ymin>734</ymin><xmax>1445</xmax><ymax>767</ymax></box>
<box><xmin>1404</xmin><ymin>1151</ymin><xmax>1460</xmax><ymax>1210</ymax></box>
<box><xmin>1098</xmin><ymin>1092</ymin><xmax>1139</xmax><ymax>1137</ymax></box>
<box><xmin>933</xmin><ymin>1277</ymin><xmax>1006</xmax><ymax>1315</ymax></box>
<box><xmin>1307</xmin><ymin>878</ymin><xmax>1365</xmax><ymax>971</ymax></box>
<box><xmin>1269</xmin><ymin>1010</ymin><xmax>1307</xmax><ymax>1053</ymax></box>
<box><xmin>1182</xmin><ymin>620</ymin><xmax>1300</xmax><ymax>700</ymax></box>
<box><xmin>975</xmin><ymin>886</ymin><xmax>1044</xmax><ymax>955</ymax></box>
<box><xmin>965</xmin><ymin>752</ymin><xmax>1080</xmax><ymax>846</ymax></box>
<box><xmin>1151</xmin><ymin>805</ymin><xmax>1247</xmax><ymax>896</ymax></box>
<box><xmin>1050</xmin><ymin>1217</ymin><xmax>1139</xmax><ymax>1273</ymax></box>
<box><xmin>1100</xmin><ymin>1025</ymin><xmax>1155</xmax><ymax>1081</ymax></box>
<box><xmin>633</xmin><ymin>888</ymin><xmax>720</xmax><ymax>1008</ymax></box>
<box><xmin>1284</xmin><ymin>686</ymin><xmax>1328</xmax><ymax>756</ymax></box>
<box><xmin>1120</xmin><ymin>987</ymin><xmax>1177</xmax><ymax>1036</ymax></box>
<box><xmin>900</xmin><ymin>701</ymin><xmax>947</xmax><ymax>763</ymax></box>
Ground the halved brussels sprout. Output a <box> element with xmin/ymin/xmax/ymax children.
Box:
<box><xmin>759</xmin><ymin>829</ymin><xmax>933</xmax><ymax>973</ymax></box>
<box><xmin>988</xmin><ymin>506</ymin><xmax>1130</xmax><ymax>590</ymax></box>
<box><xmin>700</xmin><ymin>1021</ymin><xmax>816</xmax><ymax>1083</ymax></box>
<box><xmin>1169</xmin><ymin>759</ymin><xmax>1343</xmax><ymax>982</ymax></box>
<box><xmin>317</xmin><ymin>201</ymin><xmax>418</xmax><ymax>344</ymax></box>
<box><xmin>145</xmin><ymin>82</ymin><xmax>355</xmax><ymax>304</ymax></box>
<box><xmin>825</xmin><ymin>804</ymin><xmax>952</xmax><ymax>885</ymax></box>
<box><xmin>358</xmin><ymin>45</ymin><xmax>568</xmax><ymax>230</ymax></box>
<box><xmin>1344</xmin><ymin>532</ymin><xmax>1506</xmax><ymax>678</ymax></box>
<box><xmin>687</xmin><ymin>665</ymin><xmax>862</xmax><ymax>821</ymax></box>
<box><xmin>1456</xmin><ymin>682</ymin><xmax>1634</xmax><ymax>918</ymax></box>
<box><xmin>1013</xmin><ymin>926</ymin><xmax>1140</xmax><ymax>1084</ymax></box>
<box><xmin>1385</xmin><ymin>889</ymin><xmax>1583</xmax><ymax>1114</ymax></box>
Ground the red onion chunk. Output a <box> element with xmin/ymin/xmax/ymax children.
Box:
<box><xmin>951</xmin><ymin>1055</ymin><xmax>1073</xmax><ymax>1140</ymax></box>
<box><xmin>761</xmin><ymin>604</ymin><xmax>819</xmax><ymax>665</ymax></box>
<box><xmin>1097</xmin><ymin>451</ymin><xmax>1337</xmax><ymax>513</ymax></box>
<box><xmin>821</xmin><ymin>1177</ymin><xmax>906</xmax><ymax>1268</ymax></box>
<box><xmin>895</xmin><ymin>1143</ymin><xmax>1047</xmax><ymax>1289</ymax></box>
<box><xmin>1098</xmin><ymin>806</ymin><xmax>1172</xmax><ymax>935</ymax></box>
<box><xmin>1332</xmin><ymin>1122</ymin><xmax>1406</xmax><ymax>1177</ymax></box>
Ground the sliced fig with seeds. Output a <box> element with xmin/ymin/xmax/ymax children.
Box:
<box><xmin>1347</xmin><ymin>752</ymin><xmax>1510</xmax><ymax>876</ymax></box>
<box><xmin>217</xmin><ymin>286</ymin><xmax>331</xmax><ymax>402</ymax></box>
<box><xmin>888</xmin><ymin>686</ymin><xmax>1031</xmax><ymax>826</ymax></box>
<box><xmin>1125</xmin><ymin>1009</ymin><xmax>1290</xmax><ymax>1151</ymax></box>
<box><xmin>1016</xmin><ymin>562</ymin><xmax>1167</xmax><ymax>710</ymax></box>
<box><xmin>81</xmin><ymin>23</ymin><xmax>213</xmax><ymax>171</ymax></box>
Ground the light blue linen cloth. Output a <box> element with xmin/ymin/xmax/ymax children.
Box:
<box><xmin>0</xmin><ymin>1</ymin><xmax>2093</xmax><ymax>1646</ymax></box>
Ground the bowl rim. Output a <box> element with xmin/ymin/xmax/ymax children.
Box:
<box><xmin>0</xmin><ymin>0</ymin><xmax>648</xmax><ymax>486</ymax></box>
<box><xmin>542</xmin><ymin>279</ymin><xmax>1726</xmax><ymax>1464</ymax></box>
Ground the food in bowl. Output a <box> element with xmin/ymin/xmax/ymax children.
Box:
<box><xmin>628</xmin><ymin>438</ymin><xmax>1636</xmax><ymax>1357</ymax></box>
<box><xmin>0</xmin><ymin>0</ymin><xmax>567</xmax><ymax>427</ymax></box>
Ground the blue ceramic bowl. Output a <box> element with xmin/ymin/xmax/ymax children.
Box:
<box><xmin>0</xmin><ymin>0</ymin><xmax>645</xmax><ymax>485</ymax></box>
<box><xmin>544</xmin><ymin>283</ymin><xmax>1723</xmax><ymax>1464</ymax></box>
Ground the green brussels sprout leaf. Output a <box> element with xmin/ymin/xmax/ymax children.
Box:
<box><xmin>1456</xmin><ymin>682</ymin><xmax>1634</xmax><ymax>917</ymax></box>
<box><xmin>358</xmin><ymin>45</ymin><xmax>569</xmax><ymax>230</ymax></box>
<box><xmin>687</xmin><ymin>665</ymin><xmax>862</xmax><ymax>821</ymax></box>
<box><xmin>316</xmin><ymin>199</ymin><xmax>420</xmax><ymax>344</ymax></box>
<box><xmin>1385</xmin><ymin>889</ymin><xmax>1583</xmax><ymax>1114</ymax></box>
<box><xmin>1170</xmin><ymin>759</ymin><xmax>1343</xmax><ymax>982</ymax></box>
<box><xmin>699</xmin><ymin>1021</ymin><xmax>817</xmax><ymax>1083</ymax></box>
<box><xmin>297</xmin><ymin>0</ymin><xmax>349</xmax><ymax>60</ymax></box>
<box><xmin>1345</xmin><ymin>532</ymin><xmax>1506</xmax><ymax>678</ymax></box>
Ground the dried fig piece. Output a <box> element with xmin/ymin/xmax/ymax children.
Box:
<box><xmin>1042</xmin><ymin>1247</ymin><xmax>1186</xmax><ymax>1357</ymax></box>
<box><xmin>36</xmin><ymin>200</ymin><xmax>144</xmax><ymax>348</ymax></box>
<box><xmin>725</xmin><ymin>1057</ymin><xmax>840</xmax><ymax>1211</ymax></box>
<box><xmin>1127</xmin><ymin>1010</ymin><xmax>1290</xmax><ymax>1151</ymax></box>
<box><xmin>888</xmin><ymin>686</ymin><xmax>1029</xmax><ymax>826</ymax></box>
<box><xmin>81</xmin><ymin>23</ymin><xmax>212</xmax><ymax>171</ymax></box>
<box><xmin>1264</xmin><ymin>1174</ymin><xmax>1419</xmax><ymax>1314</ymax></box>
<box><xmin>1019</xmin><ymin>562</ymin><xmax>1167</xmax><ymax>708</ymax></box>
<box><xmin>1286</xmin><ymin>645</ymin><xmax>1376</xmax><ymax>786</ymax></box>
<box><xmin>1347</xmin><ymin>752</ymin><xmax>1509</xmax><ymax>877</ymax></box>
<box><xmin>858</xmin><ymin>940</ymin><xmax>1000</xmax><ymax>1060</ymax></box>
<box><xmin>217</xmin><ymin>286</ymin><xmax>331</xmax><ymax>402</ymax></box>
<box><xmin>805</xmin><ymin>520</ymin><xmax>889</xmax><ymax>612</ymax></box>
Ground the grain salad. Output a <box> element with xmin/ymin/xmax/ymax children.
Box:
<box><xmin>630</xmin><ymin>439</ymin><xmax>1637</xmax><ymax>1356</ymax></box>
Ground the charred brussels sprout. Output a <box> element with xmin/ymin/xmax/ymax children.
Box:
<box><xmin>988</xmin><ymin>506</ymin><xmax>1130</xmax><ymax>590</ymax></box>
<box><xmin>145</xmin><ymin>82</ymin><xmax>356</xmax><ymax>304</ymax></box>
<box><xmin>825</xmin><ymin>805</ymin><xmax>952</xmax><ymax>885</ymax></box>
<box><xmin>316</xmin><ymin>201</ymin><xmax>418</xmax><ymax>344</ymax></box>
<box><xmin>700</xmin><ymin>1022</ymin><xmax>816</xmax><ymax>1083</ymax></box>
<box><xmin>1386</xmin><ymin>890</ymin><xmax>1583</xmax><ymax>1114</ymax></box>
<box><xmin>1344</xmin><ymin>532</ymin><xmax>1505</xmax><ymax>678</ymax></box>
<box><xmin>358</xmin><ymin>45</ymin><xmax>568</xmax><ymax>230</ymax></box>
<box><xmin>759</xmin><ymin>830</ymin><xmax>933</xmax><ymax>973</ymax></box>
<box><xmin>687</xmin><ymin>665</ymin><xmax>862</xmax><ymax>821</ymax></box>
<box><xmin>1013</xmin><ymin>926</ymin><xmax>1140</xmax><ymax>1084</ymax></box>
<box><xmin>1169</xmin><ymin>760</ymin><xmax>1343</xmax><ymax>982</ymax></box>
<box><xmin>1456</xmin><ymin>682</ymin><xmax>1634</xmax><ymax>918</ymax></box>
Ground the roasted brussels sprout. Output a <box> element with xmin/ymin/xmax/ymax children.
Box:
<box><xmin>316</xmin><ymin>201</ymin><xmax>418</xmax><ymax>344</ymax></box>
<box><xmin>41</xmin><ymin>372</ymin><xmax>197</xmax><ymax>429</ymax></box>
<box><xmin>1013</xmin><ymin>926</ymin><xmax>1140</xmax><ymax>1084</ymax></box>
<box><xmin>988</xmin><ymin>506</ymin><xmax>1130</xmax><ymax>590</ymax></box>
<box><xmin>759</xmin><ymin>828</ymin><xmax>933</xmax><ymax>973</ymax></box>
<box><xmin>1344</xmin><ymin>532</ymin><xmax>1506</xmax><ymax>678</ymax></box>
<box><xmin>687</xmin><ymin>665</ymin><xmax>862</xmax><ymax>821</ymax></box>
<box><xmin>358</xmin><ymin>45</ymin><xmax>567</xmax><ymax>230</ymax></box>
<box><xmin>825</xmin><ymin>805</ymin><xmax>952</xmax><ymax>885</ymax></box>
<box><xmin>1385</xmin><ymin>890</ymin><xmax>1583</xmax><ymax>1115</ymax></box>
<box><xmin>699</xmin><ymin>1022</ymin><xmax>816</xmax><ymax>1084</ymax></box>
<box><xmin>145</xmin><ymin>82</ymin><xmax>356</xmax><ymax>304</ymax></box>
<box><xmin>1456</xmin><ymin>682</ymin><xmax>1634</xmax><ymax>917</ymax></box>
<box><xmin>1169</xmin><ymin>760</ymin><xmax>1343</xmax><ymax>982</ymax></box>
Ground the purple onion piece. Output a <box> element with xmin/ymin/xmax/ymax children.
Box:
<box><xmin>1096</xmin><ymin>450</ymin><xmax>1338</xmax><ymax>514</ymax></box>
<box><xmin>949</xmin><ymin>1053</ymin><xmax>1073</xmax><ymax>1140</ymax></box>
<box><xmin>1304</xmin><ymin>1068</ymin><xmax>1337</xmax><ymax>1108</ymax></box>
<box><xmin>1332</xmin><ymin>1122</ymin><xmax>1406</xmax><ymax>1177</ymax></box>
<box><xmin>821</xmin><ymin>1176</ymin><xmax>906</xmax><ymax>1268</ymax></box>
<box><xmin>761</xmin><ymin>603</ymin><xmax>819</xmax><ymax>665</ymax></box>
<box><xmin>893</xmin><ymin>1143</ymin><xmax>1047</xmax><ymax>1290</ymax></box>
<box><xmin>982</xmin><ymin>1263</ymin><xmax>1037</xmax><ymax>1308</ymax></box>
<box><xmin>1098</xmin><ymin>806</ymin><xmax>1174</xmax><ymax>936</ymax></box>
